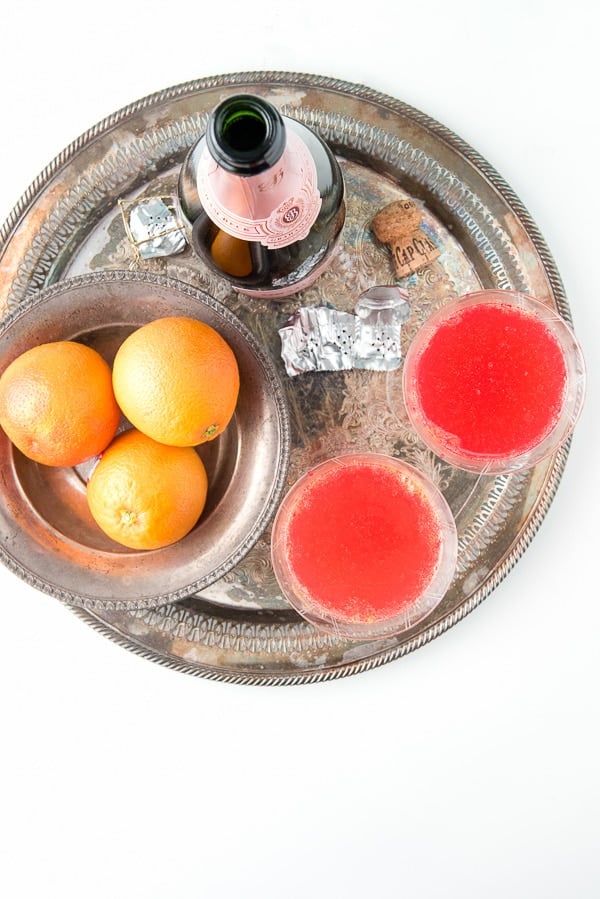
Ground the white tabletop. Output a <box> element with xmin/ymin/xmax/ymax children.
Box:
<box><xmin>1</xmin><ymin>3</ymin><xmax>598</xmax><ymax>897</ymax></box>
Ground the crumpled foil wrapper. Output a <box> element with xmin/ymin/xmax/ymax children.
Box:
<box><xmin>278</xmin><ymin>306</ymin><xmax>356</xmax><ymax>374</ymax></box>
<box><xmin>279</xmin><ymin>286</ymin><xmax>410</xmax><ymax>376</ymax></box>
<box><xmin>119</xmin><ymin>196</ymin><xmax>187</xmax><ymax>261</ymax></box>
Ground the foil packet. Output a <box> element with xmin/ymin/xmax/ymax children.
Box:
<box><xmin>279</xmin><ymin>286</ymin><xmax>410</xmax><ymax>377</ymax></box>
<box><xmin>119</xmin><ymin>196</ymin><xmax>187</xmax><ymax>262</ymax></box>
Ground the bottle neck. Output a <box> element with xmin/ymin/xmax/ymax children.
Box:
<box><xmin>206</xmin><ymin>95</ymin><xmax>286</xmax><ymax>175</ymax></box>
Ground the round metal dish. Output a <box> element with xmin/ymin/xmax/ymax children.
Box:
<box><xmin>0</xmin><ymin>72</ymin><xmax>575</xmax><ymax>684</ymax></box>
<box><xmin>0</xmin><ymin>270</ymin><xmax>290</xmax><ymax>610</ymax></box>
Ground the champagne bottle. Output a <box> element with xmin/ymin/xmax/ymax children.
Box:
<box><xmin>178</xmin><ymin>94</ymin><xmax>345</xmax><ymax>299</ymax></box>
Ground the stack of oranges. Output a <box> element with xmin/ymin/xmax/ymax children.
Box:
<box><xmin>0</xmin><ymin>316</ymin><xmax>240</xmax><ymax>550</ymax></box>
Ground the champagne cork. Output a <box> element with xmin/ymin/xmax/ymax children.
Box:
<box><xmin>372</xmin><ymin>199</ymin><xmax>440</xmax><ymax>277</ymax></box>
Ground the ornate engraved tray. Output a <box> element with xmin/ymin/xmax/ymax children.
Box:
<box><xmin>0</xmin><ymin>72</ymin><xmax>574</xmax><ymax>685</ymax></box>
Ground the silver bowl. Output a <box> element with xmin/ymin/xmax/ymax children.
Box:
<box><xmin>0</xmin><ymin>271</ymin><xmax>290</xmax><ymax>610</ymax></box>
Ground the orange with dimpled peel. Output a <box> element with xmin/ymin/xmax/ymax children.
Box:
<box><xmin>0</xmin><ymin>340</ymin><xmax>120</xmax><ymax>467</ymax></box>
<box><xmin>87</xmin><ymin>428</ymin><xmax>208</xmax><ymax>550</ymax></box>
<box><xmin>112</xmin><ymin>316</ymin><xmax>240</xmax><ymax>447</ymax></box>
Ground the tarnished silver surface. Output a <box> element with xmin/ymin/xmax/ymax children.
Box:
<box><xmin>0</xmin><ymin>271</ymin><xmax>290</xmax><ymax>610</ymax></box>
<box><xmin>0</xmin><ymin>72</ymin><xmax>574</xmax><ymax>685</ymax></box>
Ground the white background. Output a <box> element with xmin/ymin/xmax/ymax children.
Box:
<box><xmin>1</xmin><ymin>2</ymin><xmax>598</xmax><ymax>897</ymax></box>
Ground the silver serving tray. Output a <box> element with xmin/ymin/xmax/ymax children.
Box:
<box><xmin>0</xmin><ymin>72</ymin><xmax>573</xmax><ymax>685</ymax></box>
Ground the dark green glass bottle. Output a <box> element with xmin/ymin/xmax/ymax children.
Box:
<box><xmin>178</xmin><ymin>94</ymin><xmax>345</xmax><ymax>299</ymax></box>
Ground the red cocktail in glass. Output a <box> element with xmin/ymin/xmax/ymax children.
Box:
<box><xmin>271</xmin><ymin>453</ymin><xmax>457</xmax><ymax>640</ymax></box>
<box><xmin>402</xmin><ymin>291</ymin><xmax>586</xmax><ymax>474</ymax></box>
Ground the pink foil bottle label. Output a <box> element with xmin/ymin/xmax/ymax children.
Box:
<box><xmin>196</xmin><ymin>129</ymin><xmax>322</xmax><ymax>249</ymax></box>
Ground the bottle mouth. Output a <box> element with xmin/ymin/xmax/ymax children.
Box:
<box><xmin>206</xmin><ymin>94</ymin><xmax>286</xmax><ymax>174</ymax></box>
